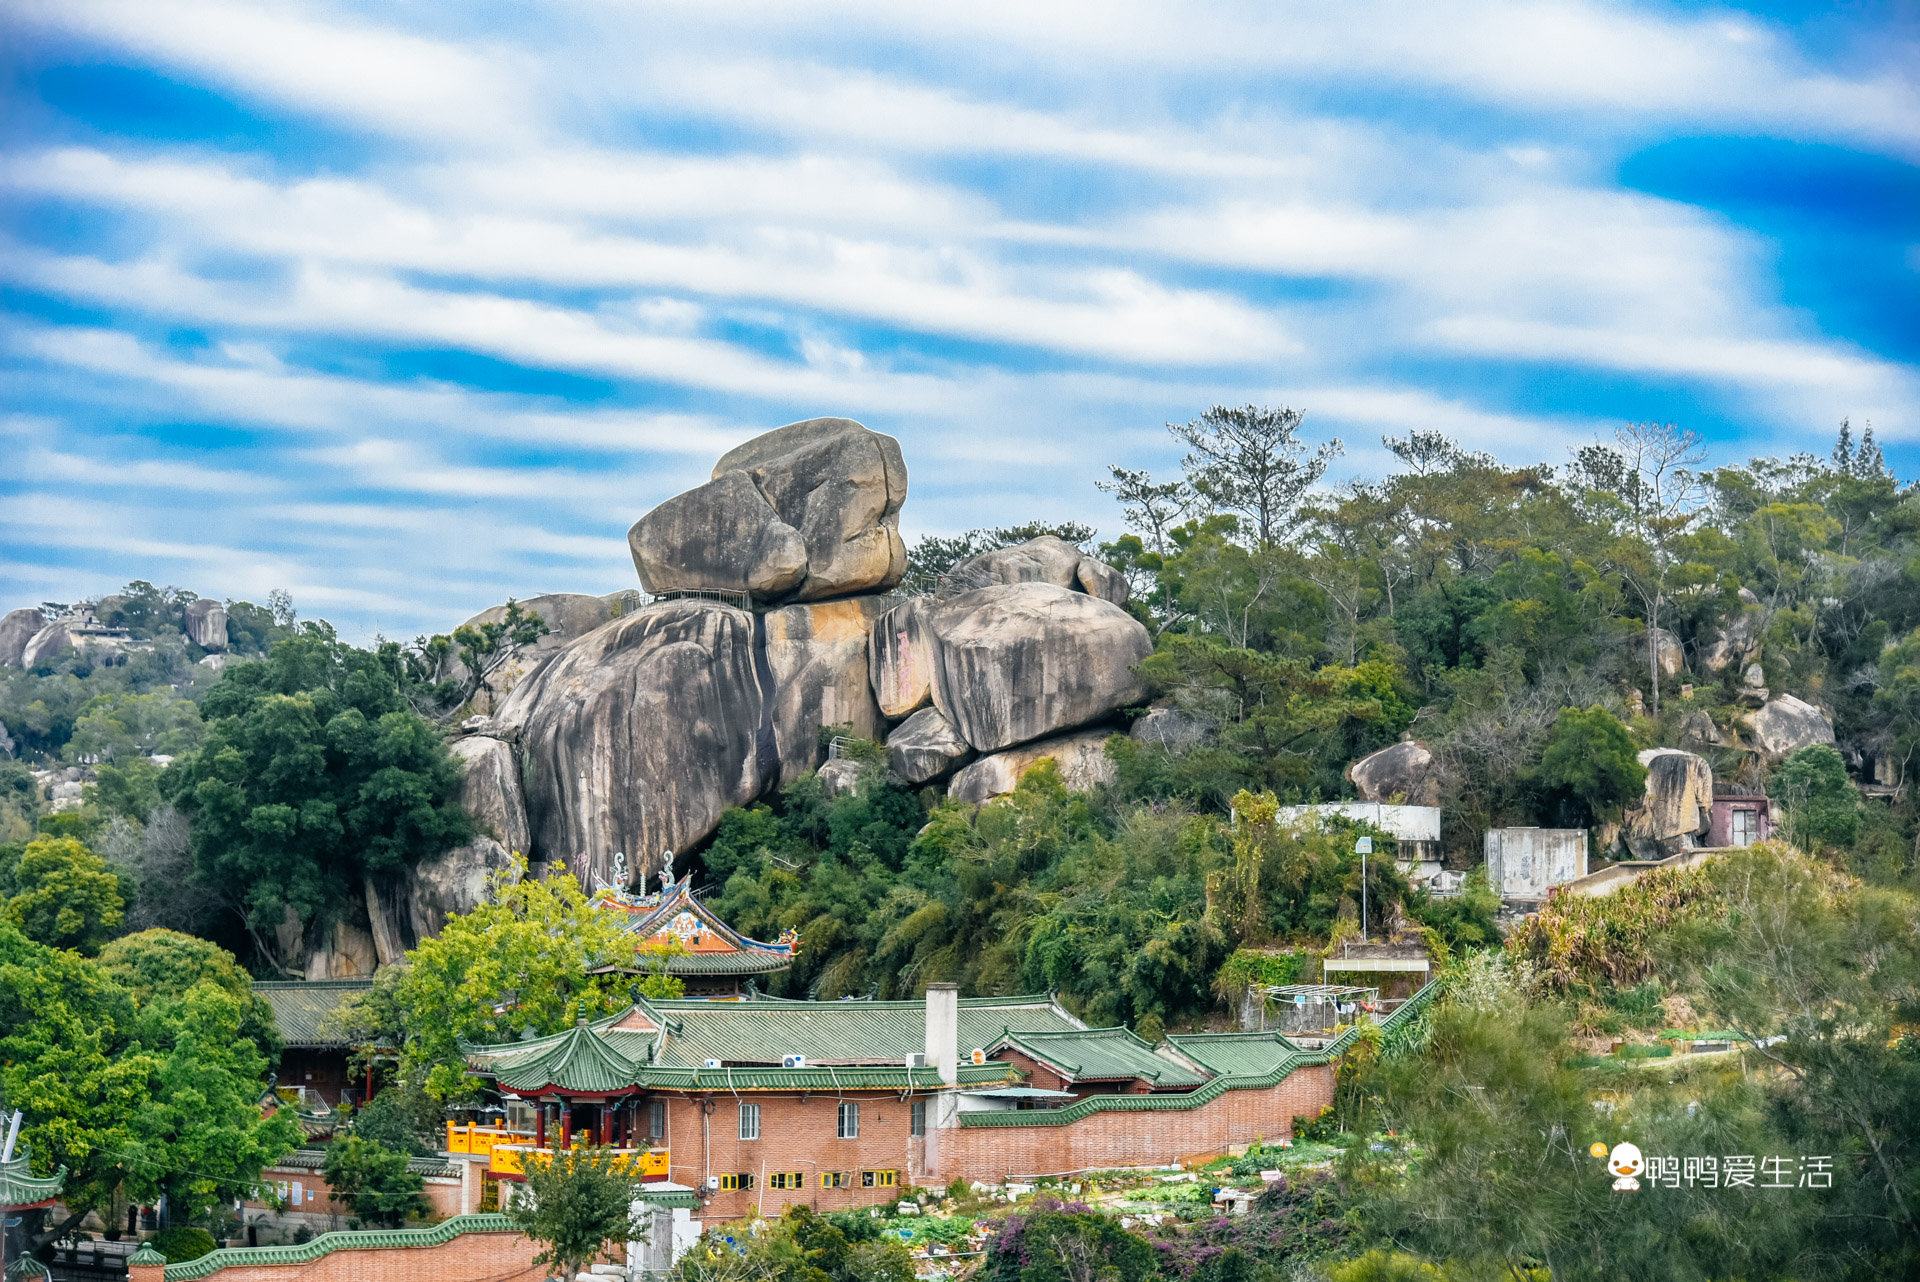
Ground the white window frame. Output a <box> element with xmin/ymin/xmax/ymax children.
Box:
<box><xmin>837</xmin><ymin>1101</ymin><xmax>859</xmax><ymax>1139</ymax></box>
<box><xmin>738</xmin><ymin>1102</ymin><xmax>761</xmax><ymax>1141</ymax></box>
<box><xmin>1731</xmin><ymin>808</ymin><xmax>1758</xmax><ymax>847</ymax></box>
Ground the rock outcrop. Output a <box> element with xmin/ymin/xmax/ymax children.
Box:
<box><xmin>1623</xmin><ymin>748</ymin><xmax>1714</xmax><ymax>858</ymax></box>
<box><xmin>1642</xmin><ymin>627</ymin><xmax>1683</xmax><ymax>679</ymax></box>
<box><xmin>1129</xmin><ymin>704</ymin><xmax>1210</xmax><ymax>753</ymax></box>
<box><xmin>885</xmin><ymin>707</ymin><xmax>974</xmax><ymax>784</ymax></box>
<box><xmin>1743</xmin><ymin>694</ymin><xmax>1835</xmax><ymax>760</ymax></box>
<box><xmin>947</xmin><ymin>728</ymin><xmax>1119</xmax><ymax>804</ymax></box>
<box><xmin>948</xmin><ymin>536</ymin><xmax>1130</xmax><ymax>607</ymax></box>
<box><xmin>184</xmin><ymin>599</ymin><xmax>228</xmax><ymax>651</ymax></box>
<box><xmin>928</xmin><ymin>582</ymin><xmax>1150</xmax><ymax>753</ymax></box>
<box><xmin>868</xmin><ymin>598</ymin><xmax>935</xmax><ymax>720</ymax></box>
<box><xmin>763</xmin><ymin>597</ymin><xmax>888</xmax><ymax>785</ymax></box>
<box><xmin>20</xmin><ymin>623</ymin><xmax>71</xmax><ymax>669</ymax></box>
<box><xmin>406</xmin><ymin>735</ymin><xmax>526</xmax><ymax>941</ymax></box>
<box><xmin>457</xmin><ymin>591</ymin><xmax>641</xmax><ymax>714</ymax></box>
<box><xmin>1347</xmin><ymin>740</ymin><xmax>1443</xmax><ymax>806</ymax></box>
<box><xmin>0</xmin><ymin>609</ymin><xmax>46</xmax><ymax>667</ymax></box>
<box><xmin>629</xmin><ymin>418</ymin><xmax>907</xmax><ymax>602</ymax></box>
<box><xmin>1700</xmin><ymin>607</ymin><xmax>1762</xmax><ymax>673</ymax></box>
<box><xmin>495</xmin><ymin>600</ymin><xmax>768</xmax><ymax>889</ymax></box>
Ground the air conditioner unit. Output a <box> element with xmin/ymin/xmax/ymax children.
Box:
<box><xmin>969</xmin><ymin>1048</ymin><xmax>987</xmax><ymax>1066</ymax></box>
<box><xmin>704</xmin><ymin>1059</ymin><xmax>722</xmax><ymax>1069</ymax></box>
<box><xmin>904</xmin><ymin>1052</ymin><xmax>926</xmax><ymax>1069</ymax></box>
<box><xmin>782</xmin><ymin>1054</ymin><xmax>807</xmax><ymax>1068</ymax></box>
<box><xmin>705</xmin><ymin>1176</ymin><xmax>720</xmax><ymax>1191</ymax></box>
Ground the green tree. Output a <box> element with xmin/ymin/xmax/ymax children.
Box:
<box><xmin>168</xmin><ymin>627</ymin><xmax>470</xmax><ymax>971</ymax></box>
<box><xmin>5</xmin><ymin>835</ymin><xmax>124</xmax><ymax>953</ymax></box>
<box><xmin>0</xmin><ymin>920</ymin><xmax>299</xmax><ymax>1246</ymax></box>
<box><xmin>1767</xmin><ymin>744</ymin><xmax>1861</xmax><ymax>852</ymax></box>
<box><xmin>505</xmin><ymin>1144</ymin><xmax>648</xmax><ymax>1281</ymax></box>
<box><xmin>96</xmin><ymin>928</ymin><xmax>281</xmax><ymax>1057</ymax></box>
<box><xmin>1170</xmin><ymin>404</ymin><xmax>1342</xmax><ymax>550</ymax></box>
<box><xmin>322</xmin><ymin>1134</ymin><xmax>429</xmax><ymax>1227</ymax></box>
<box><xmin>983</xmin><ymin>1202</ymin><xmax>1155</xmax><ymax>1282</ymax></box>
<box><xmin>63</xmin><ymin>692</ymin><xmax>203</xmax><ymax>765</ymax></box>
<box><xmin>340</xmin><ymin>856</ymin><xmax>626</xmax><ymax>1099</ymax></box>
<box><xmin>1535</xmin><ymin>705</ymin><xmax>1646</xmax><ymax>826</ymax></box>
<box><xmin>350</xmin><ymin>1082</ymin><xmax>444</xmax><ymax>1157</ymax></box>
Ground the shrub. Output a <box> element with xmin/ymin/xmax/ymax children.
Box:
<box><xmin>150</xmin><ymin>1228</ymin><xmax>217</xmax><ymax>1263</ymax></box>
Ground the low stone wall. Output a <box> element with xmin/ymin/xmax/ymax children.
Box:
<box><xmin>148</xmin><ymin>1216</ymin><xmax>541</xmax><ymax>1282</ymax></box>
<box><xmin>935</xmin><ymin>1064</ymin><xmax>1335</xmax><ymax>1178</ymax></box>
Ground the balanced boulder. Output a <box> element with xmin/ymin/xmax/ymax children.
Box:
<box><xmin>928</xmin><ymin>582</ymin><xmax>1150</xmax><ymax>754</ymax></box>
<box><xmin>885</xmin><ymin>707</ymin><xmax>974</xmax><ymax>784</ymax></box>
<box><xmin>184</xmin><ymin>599</ymin><xmax>228</xmax><ymax>651</ymax></box>
<box><xmin>0</xmin><ymin>608</ymin><xmax>45</xmax><ymax>667</ymax></box>
<box><xmin>20</xmin><ymin>623</ymin><xmax>71</xmax><ymax>669</ymax></box>
<box><xmin>495</xmin><ymin>600</ymin><xmax>768</xmax><ymax>890</ymax></box>
<box><xmin>1623</xmin><ymin>748</ymin><xmax>1713</xmax><ymax>858</ymax></box>
<box><xmin>948</xmin><ymin>728</ymin><xmax>1119</xmax><ymax>804</ymax></box>
<box><xmin>630</xmin><ymin>418</ymin><xmax>908</xmax><ymax>602</ymax></box>
<box><xmin>948</xmin><ymin>536</ymin><xmax>1130</xmax><ymax>607</ymax></box>
<box><xmin>763</xmin><ymin>597</ymin><xmax>888</xmax><ymax>785</ymax></box>
<box><xmin>1347</xmin><ymin>740</ymin><xmax>1442</xmax><ymax>806</ymax></box>
<box><xmin>868</xmin><ymin>597</ymin><xmax>935</xmax><ymax>719</ymax></box>
<box><xmin>1743</xmin><ymin>694</ymin><xmax>1834</xmax><ymax>760</ymax></box>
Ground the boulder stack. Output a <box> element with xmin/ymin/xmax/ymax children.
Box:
<box><xmin>399</xmin><ymin>417</ymin><xmax>1146</xmax><ymax>909</ymax></box>
<box><xmin>0</xmin><ymin>609</ymin><xmax>45</xmax><ymax>667</ymax></box>
<box><xmin>1622</xmin><ymin>748</ymin><xmax>1714</xmax><ymax>858</ymax></box>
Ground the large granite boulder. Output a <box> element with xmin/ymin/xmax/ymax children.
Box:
<box><xmin>183</xmin><ymin>599</ymin><xmax>228</xmax><ymax>651</ymax></box>
<box><xmin>948</xmin><ymin>536</ymin><xmax>1130</xmax><ymax>607</ymax></box>
<box><xmin>1699</xmin><ymin>607</ymin><xmax>1762</xmax><ymax>673</ymax></box>
<box><xmin>0</xmin><ymin>609</ymin><xmax>46</xmax><ymax>667</ymax></box>
<box><xmin>629</xmin><ymin>418</ymin><xmax>907</xmax><ymax>602</ymax></box>
<box><xmin>406</xmin><ymin>735</ymin><xmax>527</xmax><ymax>942</ymax></box>
<box><xmin>1623</xmin><ymin>748</ymin><xmax>1714</xmax><ymax>858</ymax></box>
<box><xmin>1642</xmin><ymin>627</ymin><xmax>1683</xmax><ymax>679</ymax></box>
<box><xmin>20</xmin><ymin>623</ymin><xmax>71</xmax><ymax>669</ymax></box>
<box><xmin>1347</xmin><ymin>740</ymin><xmax>1442</xmax><ymax>806</ymax></box>
<box><xmin>763</xmin><ymin>597</ymin><xmax>888</xmax><ymax>785</ymax></box>
<box><xmin>495</xmin><ymin>600</ymin><xmax>768</xmax><ymax>890</ymax></box>
<box><xmin>1743</xmin><ymin>694</ymin><xmax>1835</xmax><ymax>760</ymax></box>
<box><xmin>948</xmin><ymin>729</ymin><xmax>1119</xmax><ymax>804</ymax></box>
<box><xmin>928</xmin><ymin>582</ymin><xmax>1151</xmax><ymax>753</ymax></box>
<box><xmin>885</xmin><ymin>707</ymin><xmax>974</xmax><ymax>784</ymax></box>
<box><xmin>629</xmin><ymin>470</ymin><xmax>808</xmax><ymax>598</ymax></box>
<box><xmin>456</xmin><ymin>591</ymin><xmax>636</xmax><ymax>714</ymax></box>
<box><xmin>868</xmin><ymin>597</ymin><xmax>935</xmax><ymax>720</ymax></box>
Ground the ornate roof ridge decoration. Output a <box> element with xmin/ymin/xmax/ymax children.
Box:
<box><xmin>591</xmin><ymin>871</ymin><xmax>798</xmax><ymax>975</ymax></box>
<box><xmin>0</xmin><ymin>1146</ymin><xmax>67</xmax><ymax>1210</ymax></box>
<box><xmin>161</xmin><ymin>1215</ymin><xmax>520</xmax><ymax>1281</ymax></box>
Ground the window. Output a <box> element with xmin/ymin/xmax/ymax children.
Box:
<box><xmin>1731</xmin><ymin>808</ymin><xmax>1758</xmax><ymax>847</ymax></box>
<box><xmin>910</xmin><ymin>1099</ymin><xmax>926</xmax><ymax>1137</ymax></box>
<box><xmin>738</xmin><ymin>1102</ymin><xmax>760</xmax><ymax>1141</ymax></box>
<box><xmin>718</xmin><ymin>1173</ymin><xmax>755</xmax><ymax>1191</ymax></box>
<box><xmin>821</xmin><ymin>1171</ymin><xmax>847</xmax><ymax>1189</ymax></box>
<box><xmin>648</xmin><ymin>1099</ymin><xmax>667</xmax><ymax>1141</ymax></box>
<box><xmin>861</xmin><ymin>1170</ymin><xmax>896</xmax><ymax>1188</ymax></box>
<box><xmin>767</xmin><ymin>1172</ymin><xmax>805</xmax><ymax>1190</ymax></box>
<box><xmin>837</xmin><ymin>1101</ymin><xmax>859</xmax><ymax>1139</ymax></box>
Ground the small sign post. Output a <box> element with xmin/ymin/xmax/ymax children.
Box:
<box><xmin>1355</xmin><ymin>837</ymin><xmax>1373</xmax><ymax>939</ymax></box>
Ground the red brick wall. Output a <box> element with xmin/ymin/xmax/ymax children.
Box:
<box><xmin>179</xmin><ymin>1232</ymin><xmax>542</xmax><ymax>1282</ymax></box>
<box><xmin>933</xmin><ymin>1064</ymin><xmax>1335</xmax><ymax>1179</ymax></box>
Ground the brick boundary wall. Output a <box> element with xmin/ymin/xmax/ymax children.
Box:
<box><xmin>147</xmin><ymin>1220</ymin><xmax>543</xmax><ymax>1282</ymax></box>
<box><xmin>937</xmin><ymin>1063</ymin><xmax>1335</xmax><ymax>1178</ymax></box>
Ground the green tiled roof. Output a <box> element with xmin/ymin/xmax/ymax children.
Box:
<box><xmin>661</xmin><ymin>952</ymin><xmax>794</xmax><ymax>976</ymax></box>
<box><xmin>162</xmin><ymin>1216</ymin><xmax>518</xmax><ymax>1282</ymax></box>
<box><xmin>489</xmin><ymin>1021</ymin><xmax>647</xmax><ymax>1093</ymax></box>
<box><xmin>960</xmin><ymin>980</ymin><xmax>1440</xmax><ymax>1129</ymax></box>
<box><xmin>6</xmin><ymin>1257</ymin><xmax>51</xmax><ymax>1280</ymax></box>
<box><xmin>268</xmin><ymin>1148</ymin><xmax>460</xmax><ymax>1179</ymax></box>
<box><xmin>1163</xmin><ymin>1031</ymin><xmax>1302</xmax><ymax>1079</ymax></box>
<box><xmin>0</xmin><ymin>1150</ymin><xmax>65</xmax><ymax>1208</ymax></box>
<box><xmin>643</xmin><ymin>994</ymin><xmax>1082</xmax><ymax>1068</ymax></box>
<box><xmin>252</xmin><ymin>979</ymin><xmax>374</xmax><ymax>1048</ymax></box>
<box><xmin>127</xmin><ymin>1246</ymin><xmax>168</xmax><ymax>1268</ymax></box>
<box><xmin>991</xmin><ymin>1027</ymin><xmax>1207</xmax><ymax>1087</ymax></box>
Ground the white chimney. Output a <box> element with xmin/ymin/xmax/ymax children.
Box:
<box><xmin>925</xmin><ymin>982</ymin><xmax>959</xmax><ymax>1087</ymax></box>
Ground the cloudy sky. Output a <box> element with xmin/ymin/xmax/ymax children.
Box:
<box><xmin>2</xmin><ymin>1</ymin><xmax>1914</xmax><ymax>639</ymax></box>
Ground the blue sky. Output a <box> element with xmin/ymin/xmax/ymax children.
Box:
<box><xmin>1</xmin><ymin>1</ymin><xmax>1915</xmax><ymax>640</ymax></box>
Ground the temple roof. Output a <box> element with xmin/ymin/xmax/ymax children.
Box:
<box><xmin>590</xmin><ymin>875</ymin><xmax>796</xmax><ymax>978</ymax></box>
<box><xmin>1163</xmin><ymin>1030</ymin><xmax>1305</xmax><ymax>1079</ymax></box>
<box><xmin>252</xmin><ymin>979</ymin><xmax>373</xmax><ymax>1049</ymax></box>
<box><xmin>989</xmin><ymin>1027</ymin><xmax>1208</xmax><ymax>1087</ymax></box>
<box><xmin>0</xmin><ymin>1148</ymin><xmax>66</xmax><ymax>1210</ymax></box>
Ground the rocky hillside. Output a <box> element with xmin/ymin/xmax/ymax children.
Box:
<box><xmin>422</xmin><ymin>416</ymin><xmax>1148</xmax><ymax>922</ymax></box>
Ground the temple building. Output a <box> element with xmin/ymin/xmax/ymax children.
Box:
<box><xmin>449</xmin><ymin>980</ymin><xmax>1414</xmax><ymax>1224</ymax></box>
<box><xmin>589</xmin><ymin>872</ymin><xmax>798</xmax><ymax>997</ymax></box>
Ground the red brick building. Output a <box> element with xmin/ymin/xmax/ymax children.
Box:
<box><xmin>455</xmin><ymin>981</ymin><xmax>1403</xmax><ymax>1225</ymax></box>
